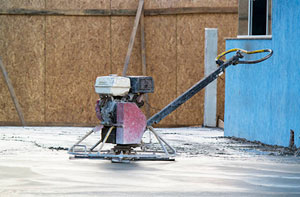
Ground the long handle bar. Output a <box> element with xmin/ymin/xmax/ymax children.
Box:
<box><xmin>146</xmin><ymin>49</ymin><xmax>273</xmax><ymax>126</ymax></box>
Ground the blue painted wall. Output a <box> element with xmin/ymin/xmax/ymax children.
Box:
<box><xmin>225</xmin><ymin>0</ymin><xmax>300</xmax><ymax>147</ymax></box>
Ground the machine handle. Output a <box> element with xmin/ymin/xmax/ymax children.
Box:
<box><xmin>147</xmin><ymin>48</ymin><xmax>273</xmax><ymax>126</ymax></box>
<box><xmin>216</xmin><ymin>48</ymin><xmax>273</xmax><ymax>65</ymax></box>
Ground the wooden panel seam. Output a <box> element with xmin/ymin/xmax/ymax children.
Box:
<box><xmin>0</xmin><ymin>7</ymin><xmax>238</xmax><ymax>16</ymax></box>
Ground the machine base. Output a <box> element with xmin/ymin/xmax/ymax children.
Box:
<box><xmin>68</xmin><ymin>126</ymin><xmax>176</xmax><ymax>163</ymax></box>
<box><xmin>70</xmin><ymin>152</ymin><xmax>175</xmax><ymax>162</ymax></box>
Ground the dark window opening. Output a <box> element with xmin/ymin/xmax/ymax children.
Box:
<box><xmin>238</xmin><ymin>0</ymin><xmax>271</xmax><ymax>36</ymax></box>
<box><xmin>252</xmin><ymin>0</ymin><xmax>267</xmax><ymax>35</ymax></box>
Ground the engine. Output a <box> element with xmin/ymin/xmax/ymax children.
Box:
<box><xmin>94</xmin><ymin>75</ymin><xmax>154</xmax><ymax>145</ymax></box>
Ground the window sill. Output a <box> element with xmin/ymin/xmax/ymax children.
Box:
<box><xmin>226</xmin><ymin>35</ymin><xmax>272</xmax><ymax>40</ymax></box>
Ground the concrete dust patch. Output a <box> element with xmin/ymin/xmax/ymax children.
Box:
<box><xmin>222</xmin><ymin>136</ymin><xmax>300</xmax><ymax>157</ymax></box>
<box><xmin>0</xmin><ymin>126</ymin><xmax>300</xmax><ymax>196</ymax></box>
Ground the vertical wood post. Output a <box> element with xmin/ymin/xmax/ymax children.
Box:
<box><xmin>141</xmin><ymin>8</ymin><xmax>146</xmax><ymax>76</ymax></box>
<box><xmin>122</xmin><ymin>0</ymin><xmax>144</xmax><ymax>76</ymax></box>
<box><xmin>0</xmin><ymin>57</ymin><xmax>26</xmax><ymax>126</ymax></box>
<box><xmin>140</xmin><ymin>6</ymin><xmax>150</xmax><ymax>118</ymax></box>
<box><xmin>204</xmin><ymin>28</ymin><xmax>218</xmax><ymax>127</ymax></box>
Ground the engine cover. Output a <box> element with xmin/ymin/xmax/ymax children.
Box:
<box><xmin>95</xmin><ymin>75</ymin><xmax>154</xmax><ymax>96</ymax></box>
<box><xmin>94</xmin><ymin>76</ymin><xmax>130</xmax><ymax>96</ymax></box>
<box><xmin>116</xmin><ymin>102</ymin><xmax>146</xmax><ymax>144</ymax></box>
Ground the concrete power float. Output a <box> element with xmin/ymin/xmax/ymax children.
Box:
<box><xmin>68</xmin><ymin>48</ymin><xmax>273</xmax><ymax>163</ymax></box>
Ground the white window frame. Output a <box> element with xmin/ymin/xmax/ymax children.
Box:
<box><xmin>238</xmin><ymin>0</ymin><xmax>272</xmax><ymax>38</ymax></box>
<box><xmin>248</xmin><ymin>0</ymin><xmax>270</xmax><ymax>35</ymax></box>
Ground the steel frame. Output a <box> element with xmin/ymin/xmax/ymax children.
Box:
<box><xmin>68</xmin><ymin>126</ymin><xmax>176</xmax><ymax>163</ymax></box>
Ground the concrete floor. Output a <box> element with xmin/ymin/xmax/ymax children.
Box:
<box><xmin>0</xmin><ymin>126</ymin><xmax>300</xmax><ymax>196</ymax></box>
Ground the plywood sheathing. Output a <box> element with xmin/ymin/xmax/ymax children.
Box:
<box><xmin>46</xmin><ymin>0</ymin><xmax>110</xmax><ymax>10</ymax></box>
<box><xmin>45</xmin><ymin>16</ymin><xmax>111</xmax><ymax>124</ymax></box>
<box><xmin>145</xmin><ymin>0</ymin><xmax>238</xmax><ymax>9</ymax></box>
<box><xmin>145</xmin><ymin>16</ymin><xmax>177</xmax><ymax>126</ymax></box>
<box><xmin>0</xmin><ymin>0</ymin><xmax>238</xmax><ymax>10</ymax></box>
<box><xmin>0</xmin><ymin>0</ymin><xmax>238</xmax><ymax>126</ymax></box>
<box><xmin>111</xmin><ymin>0</ymin><xmax>138</xmax><ymax>10</ymax></box>
<box><xmin>111</xmin><ymin>0</ymin><xmax>238</xmax><ymax>10</ymax></box>
<box><xmin>175</xmin><ymin>15</ymin><xmax>204</xmax><ymax>126</ymax></box>
<box><xmin>0</xmin><ymin>15</ymin><xmax>45</xmax><ymax>122</ymax></box>
<box><xmin>111</xmin><ymin>16</ymin><xmax>142</xmax><ymax>76</ymax></box>
<box><xmin>0</xmin><ymin>0</ymin><xmax>45</xmax><ymax>9</ymax></box>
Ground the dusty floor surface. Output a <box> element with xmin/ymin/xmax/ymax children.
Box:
<box><xmin>0</xmin><ymin>126</ymin><xmax>300</xmax><ymax>197</ymax></box>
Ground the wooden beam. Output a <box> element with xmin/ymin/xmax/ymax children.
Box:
<box><xmin>140</xmin><ymin>9</ymin><xmax>147</xmax><ymax>76</ymax></box>
<box><xmin>140</xmin><ymin>7</ymin><xmax>150</xmax><ymax>119</ymax></box>
<box><xmin>122</xmin><ymin>0</ymin><xmax>144</xmax><ymax>76</ymax></box>
<box><xmin>145</xmin><ymin>7</ymin><xmax>238</xmax><ymax>15</ymax></box>
<box><xmin>0</xmin><ymin>57</ymin><xmax>26</xmax><ymax>126</ymax></box>
<box><xmin>0</xmin><ymin>7</ymin><xmax>238</xmax><ymax>16</ymax></box>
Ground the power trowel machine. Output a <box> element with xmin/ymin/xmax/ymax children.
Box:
<box><xmin>68</xmin><ymin>48</ymin><xmax>273</xmax><ymax>163</ymax></box>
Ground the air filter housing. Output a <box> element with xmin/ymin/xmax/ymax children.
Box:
<box><xmin>128</xmin><ymin>76</ymin><xmax>154</xmax><ymax>94</ymax></box>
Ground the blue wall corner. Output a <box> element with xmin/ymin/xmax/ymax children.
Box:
<box><xmin>224</xmin><ymin>0</ymin><xmax>300</xmax><ymax>147</ymax></box>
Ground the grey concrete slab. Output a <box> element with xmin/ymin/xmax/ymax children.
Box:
<box><xmin>0</xmin><ymin>127</ymin><xmax>299</xmax><ymax>196</ymax></box>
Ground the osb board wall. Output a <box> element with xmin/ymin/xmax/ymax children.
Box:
<box><xmin>0</xmin><ymin>0</ymin><xmax>45</xmax><ymax>9</ymax></box>
<box><xmin>176</xmin><ymin>15</ymin><xmax>205</xmax><ymax>126</ymax></box>
<box><xmin>111</xmin><ymin>16</ymin><xmax>142</xmax><ymax>76</ymax></box>
<box><xmin>45</xmin><ymin>16</ymin><xmax>111</xmax><ymax>123</ymax></box>
<box><xmin>0</xmin><ymin>0</ymin><xmax>238</xmax><ymax>126</ymax></box>
<box><xmin>45</xmin><ymin>0</ymin><xmax>110</xmax><ymax>10</ymax></box>
<box><xmin>112</xmin><ymin>0</ymin><xmax>237</xmax><ymax>9</ymax></box>
<box><xmin>0</xmin><ymin>15</ymin><xmax>45</xmax><ymax>123</ymax></box>
<box><xmin>145</xmin><ymin>16</ymin><xmax>177</xmax><ymax>126</ymax></box>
